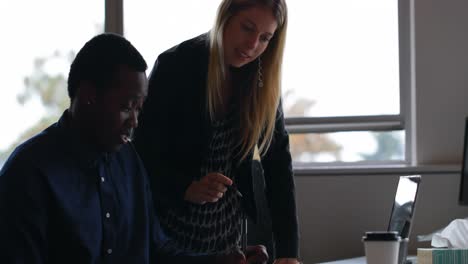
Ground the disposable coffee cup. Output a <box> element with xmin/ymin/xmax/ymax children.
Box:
<box><xmin>362</xmin><ymin>231</ymin><xmax>401</xmax><ymax>264</ymax></box>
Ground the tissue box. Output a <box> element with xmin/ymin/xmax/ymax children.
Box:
<box><xmin>417</xmin><ymin>248</ymin><xmax>468</xmax><ymax>264</ymax></box>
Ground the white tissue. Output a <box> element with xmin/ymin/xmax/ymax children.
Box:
<box><xmin>431</xmin><ymin>218</ymin><xmax>468</xmax><ymax>248</ymax></box>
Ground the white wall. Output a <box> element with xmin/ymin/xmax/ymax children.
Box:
<box><xmin>296</xmin><ymin>0</ymin><xmax>468</xmax><ymax>262</ymax></box>
<box><xmin>296</xmin><ymin>172</ymin><xmax>467</xmax><ymax>263</ymax></box>
<box><xmin>414</xmin><ymin>0</ymin><xmax>468</xmax><ymax>163</ymax></box>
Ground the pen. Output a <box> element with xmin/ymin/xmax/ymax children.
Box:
<box><xmin>242</xmin><ymin>213</ymin><xmax>247</xmax><ymax>252</ymax></box>
<box><xmin>232</xmin><ymin>185</ymin><xmax>243</xmax><ymax>198</ymax></box>
<box><xmin>230</xmin><ymin>184</ymin><xmax>247</xmax><ymax>252</ymax></box>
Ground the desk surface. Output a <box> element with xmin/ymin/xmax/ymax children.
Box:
<box><xmin>318</xmin><ymin>256</ymin><xmax>417</xmax><ymax>264</ymax></box>
<box><xmin>318</xmin><ymin>256</ymin><xmax>366</xmax><ymax>264</ymax></box>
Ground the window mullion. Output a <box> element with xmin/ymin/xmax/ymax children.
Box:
<box><xmin>105</xmin><ymin>0</ymin><xmax>123</xmax><ymax>34</ymax></box>
<box><xmin>285</xmin><ymin>115</ymin><xmax>404</xmax><ymax>133</ymax></box>
<box><xmin>398</xmin><ymin>0</ymin><xmax>414</xmax><ymax>165</ymax></box>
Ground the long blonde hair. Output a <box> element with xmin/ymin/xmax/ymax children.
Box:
<box><xmin>207</xmin><ymin>0</ymin><xmax>288</xmax><ymax>161</ymax></box>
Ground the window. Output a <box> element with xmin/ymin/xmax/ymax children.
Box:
<box><xmin>124</xmin><ymin>0</ymin><xmax>411</xmax><ymax>167</ymax></box>
<box><xmin>0</xmin><ymin>0</ymin><xmax>411</xmax><ymax>168</ymax></box>
<box><xmin>0</xmin><ymin>0</ymin><xmax>104</xmax><ymax>166</ymax></box>
<box><xmin>124</xmin><ymin>0</ymin><xmax>217</xmax><ymax>72</ymax></box>
<box><xmin>282</xmin><ymin>0</ymin><xmax>410</xmax><ymax>166</ymax></box>
<box><xmin>284</xmin><ymin>1</ymin><xmax>400</xmax><ymax>118</ymax></box>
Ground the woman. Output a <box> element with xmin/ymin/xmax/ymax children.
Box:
<box><xmin>134</xmin><ymin>0</ymin><xmax>299</xmax><ymax>263</ymax></box>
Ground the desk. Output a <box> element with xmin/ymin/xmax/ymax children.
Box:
<box><xmin>318</xmin><ymin>256</ymin><xmax>366</xmax><ymax>264</ymax></box>
<box><xmin>318</xmin><ymin>256</ymin><xmax>417</xmax><ymax>264</ymax></box>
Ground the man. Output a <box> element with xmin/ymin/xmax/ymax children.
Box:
<box><xmin>0</xmin><ymin>33</ymin><xmax>167</xmax><ymax>263</ymax></box>
<box><xmin>0</xmin><ymin>33</ymin><xmax>268</xmax><ymax>264</ymax></box>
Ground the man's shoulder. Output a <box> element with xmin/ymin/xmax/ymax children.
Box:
<box><xmin>0</xmin><ymin>122</ymin><xmax>60</xmax><ymax>180</ymax></box>
<box><xmin>5</xmin><ymin>124</ymin><xmax>58</xmax><ymax>164</ymax></box>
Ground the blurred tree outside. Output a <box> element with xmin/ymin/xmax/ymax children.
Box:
<box><xmin>283</xmin><ymin>91</ymin><xmax>342</xmax><ymax>162</ymax></box>
<box><xmin>360</xmin><ymin>132</ymin><xmax>404</xmax><ymax>161</ymax></box>
<box><xmin>0</xmin><ymin>50</ymin><xmax>73</xmax><ymax>164</ymax></box>
<box><xmin>0</xmin><ymin>54</ymin><xmax>400</xmax><ymax>166</ymax></box>
<box><xmin>283</xmin><ymin>92</ymin><xmax>404</xmax><ymax>163</ymax></box>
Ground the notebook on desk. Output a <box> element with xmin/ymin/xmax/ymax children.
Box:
<box><xmin>387</xmin><ymin>175</ymin><xmax>422</xmax><ymax>264</ymax></box>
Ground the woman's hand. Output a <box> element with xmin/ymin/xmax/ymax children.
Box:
<box><xmin>273</xmin><ymin>258</ymin><xmax>301</xmax><ymax>264</ymax></box>
<box><xmin>214</xmin><ymin>250</ymin><xmax>246</xmax><ymax>264</ymax></box>
<box><xmin>212</xmin><ymin>245</ymin><xmax>268</xmax><ymax>264</ymax></box>
<box><xmin>184</xmin><ymin>172</ymin><xmax>233</xmax><ymax>204</ymax></box>
<box><xmin>246</xmin><ymin>245</ymin><xmax>268</xmax><ymax>264</ymax></box>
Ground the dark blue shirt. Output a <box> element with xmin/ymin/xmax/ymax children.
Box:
<box><xmin>0</xmin><ymin>111</ymin><xmax>170</xmax><ymax>263</ymax></box>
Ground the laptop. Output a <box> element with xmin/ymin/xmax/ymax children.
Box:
<box><xmin>318</xmin><ymin>175</ymin><xmax>422</xmax><ymax>264</ymax></box>
<box><xmin>387</xmin><ymin>175</ymin><xmax>422</xmax><ymax>264</ymax></box>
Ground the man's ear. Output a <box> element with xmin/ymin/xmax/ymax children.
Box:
<box><xmin>77</xmin><ymin>81</ymin><xmax>97</xmax><ymax>105</ymax></box>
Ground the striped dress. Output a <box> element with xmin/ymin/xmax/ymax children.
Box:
<box><xmin>159</xmin><ymin>110</ymin><xmax>244</xmax><ymax>255</ymax></box>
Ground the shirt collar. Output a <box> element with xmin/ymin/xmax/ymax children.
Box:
<box><xmin>56</xmin><ymin>110</ymin><xmax>111</xmax><ymax>169</ymax></box>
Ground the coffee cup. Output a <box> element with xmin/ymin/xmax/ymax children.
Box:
<box><xmin>362</xmin><ymin>231</ymin><xmax>401</xmax><ymax>264</ymax></box>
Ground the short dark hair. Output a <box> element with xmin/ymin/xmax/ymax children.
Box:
<box><xmin>67</xmin><ymin>33</ymin><xmax>147</xmax><ymax>99</ymax></box>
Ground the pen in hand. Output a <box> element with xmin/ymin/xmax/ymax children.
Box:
<box><xmin>229</xmin><ymin>182</ymin><xmax>247</xmax><ymax>252</ymax></box>
<box><xmin>231</xmin><ymin>184</ymin><xmax>243</xmax><ymax>198</ymax></box>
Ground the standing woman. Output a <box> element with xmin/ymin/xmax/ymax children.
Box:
<box><xmin>134</xmin><ymin>0</ymin><xmax>299</xmax><ymax>263</ymax></box>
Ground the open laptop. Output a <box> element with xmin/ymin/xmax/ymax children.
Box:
<box><xmin>387</xmin><ymin>175</ymin><xmax>422</xmax><ymax>264</ymax></box>
<box><xmin>319</xmin><ymin>175</ymin><xmax>422</xmax><ymax>264</ymax></box>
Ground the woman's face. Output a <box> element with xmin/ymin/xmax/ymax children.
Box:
<box><xmin>223</xmin><ymin>5</ymin><xmax>278</xmax><ymax>68</ymax></box>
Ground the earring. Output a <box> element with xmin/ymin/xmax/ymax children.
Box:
<box><xmin>257</xmin><ymin>56</ymin><xmax>264</xmax><ymax>88</ymax></box>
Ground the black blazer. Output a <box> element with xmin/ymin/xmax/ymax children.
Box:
<box><xmin>134</xmin><ymin>33</ymin><xmax>299</xmax><ymax>258</ymax></box>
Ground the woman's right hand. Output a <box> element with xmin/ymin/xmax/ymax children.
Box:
<box><xmin>184</xmin><ymin>172</ymin><xmax>233</xmax><ymax>204</ymax></box>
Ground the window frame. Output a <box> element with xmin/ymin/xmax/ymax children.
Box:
<box><xmin>284</xmin><ymin>0</ymin><xmax>413</xmax><ymax>167</ymax></box>
<box><xmin>106</xmin><ymin>0</ymin><xmax>414</xmax><ymax>167</ymax></box>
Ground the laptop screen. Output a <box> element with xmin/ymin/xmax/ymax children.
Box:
<box><xmin>387</xmin><ymin>175</ymin><xmax>421</xmax><ymax>239</ymax></box>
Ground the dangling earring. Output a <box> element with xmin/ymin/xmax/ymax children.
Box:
<box><xmin>257</xmin><ymin>56</ymin><xmax>264</xmax><ymax>88</ymax></box>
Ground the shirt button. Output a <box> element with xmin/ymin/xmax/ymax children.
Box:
<box><xmin>106</xmin><ymin>212</ymin><xmax>110</xmax><ymax>218</ymax></box>
<box><xmin>107</xmin><ymin>248</ymin><xmax>112</xmax><ymax>254</ymax></box>
<box><xmin>101</xmin><ymin>177</ymin><xmax>105</xmax><ymax>182</ymax></box>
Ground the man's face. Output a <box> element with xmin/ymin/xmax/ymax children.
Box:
<box><xmin>93</xmin><ymin>65</ymin><xmax>147</xmax><ymax>152</ymax></box>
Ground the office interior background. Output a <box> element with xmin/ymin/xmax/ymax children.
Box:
<box><xmin>0</xmin><ymin>0</ymin><xmax>467</xmax><ymax>262</ymax></box>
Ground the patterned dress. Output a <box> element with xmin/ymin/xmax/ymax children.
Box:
<box><xmin>159</xmin><ymin>110</ymin><xmax>244</xmax><ymax>255</ymax></box>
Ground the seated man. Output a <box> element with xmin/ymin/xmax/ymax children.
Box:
<box><xmin>0</xmin><ymin>33</ymin><xmax>267</xmax><ymax>264</ymax></box>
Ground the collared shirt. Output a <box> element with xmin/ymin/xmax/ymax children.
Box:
<box><xmin>0</xmin><ymin>111</ymin><xmax>170</xmax><ymax>264</ymax></box>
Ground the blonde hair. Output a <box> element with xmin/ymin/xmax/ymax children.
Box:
<box><xmin>207</xmin><ymin>0</ymin><xmax>288</xmax><ymax>161</ymax></box>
